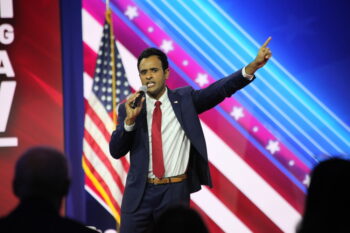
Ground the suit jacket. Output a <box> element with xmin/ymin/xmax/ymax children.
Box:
<box><xmin>0</xmin><ymin>199</ymin><xmax>98</xmax><ymax>233</ymax></box>
<box><xmin>109</xmin><ymin>69</ymin><xmax>253</xmax><ymax>213</ymax></box>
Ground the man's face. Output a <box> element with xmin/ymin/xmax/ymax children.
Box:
<box><xmin>138</xmin><ymin>55</ymin><xmax>169</xmax><ymax>100</ymax></box>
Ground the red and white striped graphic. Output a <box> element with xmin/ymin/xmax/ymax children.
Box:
<box><xmin>82</xmin><ymin>1</ymin><xmax>303</xmax><ymax>232</ymax></box>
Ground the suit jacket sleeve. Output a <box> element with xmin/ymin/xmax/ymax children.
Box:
<box><xmin>191</xmin><ymin>69</ymin><xmax>253</xmax><ymax>114</ymax></box>
<box><xmin>109</xmin><ymin>103</ymin><xmax>135</xmax><ymax>159</ymax></box>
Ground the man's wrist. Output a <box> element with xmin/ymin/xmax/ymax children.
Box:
<box><xmin>124</xmin><ymin>119</ymin><xmax>135</xmax><ymax>132</ymax></box>
<box><xmin>242</xmin><ymin>67</ymin><xmax>254</xmax><ymax>80</ymax></box>
<box><xmin>125</xmin><ymin>117</ymin><xmax>135</xmax><ymax>126</ymax></box>
<box><xmin>245</xmin><ymin>61</ymin><xmax>259</xmax><ymax>76</ymax></box>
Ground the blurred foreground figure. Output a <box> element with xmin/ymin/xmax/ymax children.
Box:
<box><xmin>297</xmin><ymin>158</ymin><xmax>350</xmax><ymax>233</ymax></box>
<box><xmin>0</xmin><ymin>146</ymin><xmax>97</xmax><ymax>233</ymax></box>
<box><xmin>151</xmin><ymin>205</ymin><xmax>209</xmax><ymax>233</ymax></box>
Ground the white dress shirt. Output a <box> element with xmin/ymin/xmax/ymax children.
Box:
<box><xmin>144</xmin><ymin>89</ymin><xmax>191</xmax><ymax>178</ymax></box>
<box><xmin>124</xmin><ymin>68</ymin><xmax>253</xmax><ymax>178</ymax></box>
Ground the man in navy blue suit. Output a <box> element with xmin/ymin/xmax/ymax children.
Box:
<box><xmin>109</xmin><ymin>37</ymin><xmax>272</xmax><ymax>233</ymax></box>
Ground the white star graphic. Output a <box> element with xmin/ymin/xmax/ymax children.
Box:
<box><xmin>266</xmin><ymin>140</ymin><xmax>280</xmax><ymax>154</ymax></box>
<box><xmin>148</xmin><ymin>27</ymin><xmax>154</xmax><ymax>33</ymax></box>
<box><xmin>303</xmin><ymin>174</ymin><xmax>310</xmax><ymax>187</ymax></box>
<box><xmin>288</xmin><ymin>160</ymin><xmax>295</xmax><ymax>166</ymax></box>
<box><xmin>124</xmin><ymin>6</ymin><xmax>139</xmax><ymax>20</ymax></box>
<box><xmin>160</xmin><ymin>39</ymin><xmax>174</xmax><ymax>53</ymax></box>
<box><xmin>195</xmin><ymin>73</ymin><xmax>209</xmax><ymax>87</ymax></box>
<box><xmin>182</xmin><ymin>60</ymin><xmax>189</xmax><ymax>66</ymax></box>
<box><xmin>252</xmin><ymin>126</ymin><xmax>259</xmax><ymax>132</ymax></box>
<box><xmin>230</xmin><ymin>106</ymin><xmax>244</xmax><ymax>120</ymax></box>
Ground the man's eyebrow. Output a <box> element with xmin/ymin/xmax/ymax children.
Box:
<box><xmin>140</xmin><ymin>67</ymin><xmax>158</xmax><ymax>72</ymax></box>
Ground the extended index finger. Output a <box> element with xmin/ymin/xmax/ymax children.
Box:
<box><xmin>261</xmin><ymin>36</ymin><xmax>272</xmax><ymax>48</ymax></box>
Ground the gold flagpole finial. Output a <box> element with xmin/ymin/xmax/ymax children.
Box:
<box><xmin>106</xmin><ymin>0</ymin><xmax>111</xmax><ymax>22</ymax></box>
<box><xmin>106</xmin><ymin>0</ymin><xmax>110</xmax><ymax>10</ymax></box>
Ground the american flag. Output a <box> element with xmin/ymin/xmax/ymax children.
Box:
<box><xmin>82</xmin><ymin>12</ymin><xmax>131</xmax><ymax>228</ymax></box>
<box><xmin>81</xmin><ymin>0</ymin><xmax>350</xmax><ymax>232</ymax></box>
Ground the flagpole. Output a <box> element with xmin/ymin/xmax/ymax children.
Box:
<box><xmin>106</xmin><ymin>2</ymin><xmax>120</xmax><ymax>230</ymax></box>
<box><xmin>107</xmin><ymin>0</ymin><xmax>117</xmax><ymax>126</ymax></box>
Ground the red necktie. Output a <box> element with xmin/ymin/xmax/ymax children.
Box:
<box><xmin>152</xmin><ymin>101</ymin><xmax>165</xmax><ymax>178</ymax></box>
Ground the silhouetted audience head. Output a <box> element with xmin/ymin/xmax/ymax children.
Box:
<box><xmin>0</xmin><ymin>146</ymin><xmax>98</xmax><ymax>233</ymax></box>
<box><xmin>297</xmin><ymin>158</ymin><xmax>350</xmax><ymax>233</ymax></box>
<box><xmin>151</xmin><ymin>205</ymin><xmax>209</xmax><ymax>233</ymax></box>
<box><xmin>13</xmin><ymin>146</ymin><xmax>70</xmax><ymax>209</ymax></box>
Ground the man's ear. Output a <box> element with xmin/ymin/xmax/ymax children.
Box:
<box><xmin>165</xmin><ymin>68</ymin><xmax>170</xmax><ymax>80</ymax></box>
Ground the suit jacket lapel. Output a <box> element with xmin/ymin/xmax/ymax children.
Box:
<box><xmin>167</xmin><ymin>88</ymin><xmax>185</xmax><ymax>130</ymax></box>
<box><xmin>139</xmin><ymin>103</ymin><xmax>149</xmax><ymax>154</ymax></box>
<box><xmin>168</xmin><ymin>88</ymin><xmax>206</xmax><ymax>159</ymax></box>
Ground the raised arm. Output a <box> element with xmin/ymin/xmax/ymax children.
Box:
<box><xmin>245</xmin><ymin>37</ymin><xmax>272</xmax><ymax>75</ymax></box>
<box><xmin>192</xmin><ymin>37</ymin><xmax>272</xmax><ymax>113</ymax></box>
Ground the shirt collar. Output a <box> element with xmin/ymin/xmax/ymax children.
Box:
<box><xmin>146</xmin><ymin>87</ymin><xmax>169</xmax><ymax>106</ymax></box>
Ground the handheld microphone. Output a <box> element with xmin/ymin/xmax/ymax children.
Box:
<box><xmin>131</xmin><ymin>85</ymin><xmax>147</xmax><ymax>109</ymax></box>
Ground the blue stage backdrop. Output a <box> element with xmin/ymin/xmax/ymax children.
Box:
<box><xmin>60</xmin><ymin>0</ymin><xmax>350</xmax><ymax>232</ymax></box>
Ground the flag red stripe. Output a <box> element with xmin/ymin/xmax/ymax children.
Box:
<box><xmin>85</xmin><ymin>172</ymin><xmax>104</xmax><ymax>201</ymax></box>
<box><xmin>85</xmin><ymin>101</ymin><xmax>130</xmax><ymax>173</ymax></box>
<box><xmin>191</xmin><ymin>201</ymin><xmax>225</xmax><ymax>233</ymax></box>
<box><xmin>201</xmin><ymin>109</ymin><xmax>305</xmax><ymax>213</ymax></box>
<box><xmin>85</xmin><ymin>102</ymin><xmax>112</xmax><ymax>143</ymax></box>
<box><xmin>84</xmin><ymin>128</ymin><xmax>125</xmax><ymax>193</ymax></box>
<box><xmin>83</xmin><ymin>44</ymin><xmax>97</xmax><ymax>78</ymax></box>
<box><xmin>83</xmin><ymin>154</ymin><xmax>121</xmax><ymax>213</ymax></box>
<box><xmin>209</xmin><ymin>163</ymin><xmax>283</xmax><ymax>233</ymax></box>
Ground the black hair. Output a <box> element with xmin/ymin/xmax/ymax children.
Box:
<box><xmin>297</xmin><ymin>158</ymin><xmax>350</xmax><ymax>233</ymax></box>
<box><xmin>13</xmin><ymin>146</ymin><xmax>70</xmax><ymax>200</ymax></box>
<box><xmin>151</xmin><ymin>205</ymin><xmax>209</xmax><ymax>233</ymax></box>
<box><xmin>137</xmin><ymin>48</ymin><xmax>169</xmax><ymax>71</ymax></box>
